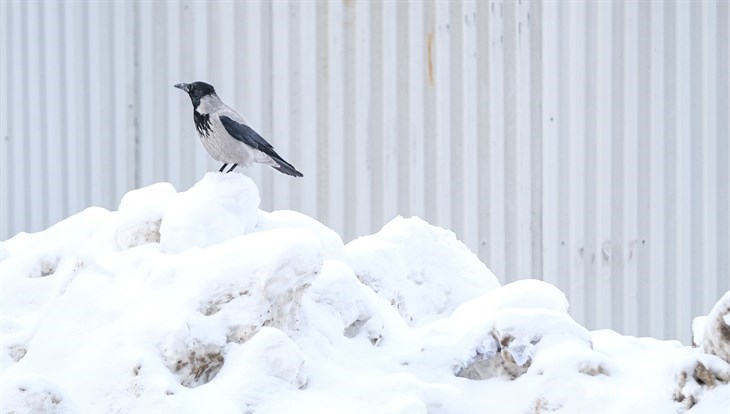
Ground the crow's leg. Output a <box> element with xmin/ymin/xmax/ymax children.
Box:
<box><xmin>226</xmin><ymin>164</ymin><xmax>238</xmax><ymax>173</ymax></box>
<box><xmin>218</xmin><ymin>163</ymin><xmax>228</xmax><ymax>172</ymax></box>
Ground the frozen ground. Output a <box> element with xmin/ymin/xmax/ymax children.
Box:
<box><xmin>1</xmin><ymin>173</ymin><xmax>728</xmax><ymax>414</ymax></box>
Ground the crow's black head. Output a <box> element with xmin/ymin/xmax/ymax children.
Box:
<box><xmin>174</xmin><ymin>81</ymin><xmax>216</xmax><ymax>108</ymax></box>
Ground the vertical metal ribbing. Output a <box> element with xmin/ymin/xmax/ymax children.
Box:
<box><xmin>396</xmin><ymin>1</ymin><xmax>411</xmax><ymax>218</ymax></box>
<box><xmin>315</xmin><ymin>1</ymin><xmax>329</xmax><ymax>229</ymax></box>
<box><xmin>503</xmin><ymin>0</ymin><xmax>518</xmax><ymax>283</ymax></box>
<box><xmin>689</xmin><ymin>3</ymin><xmax>704</xmax><ymax>321</ymax></box>
<box><xmin>476</xmin><ymin>0</ymin><xmax>491</xmax><ymax>267</ymax></box>
<box><xmin>529</xmin><ymin>0</ymin><xmax>543</xmax><ymax>282</ymax></box>
<box><xmin>450</xmin><ymin>0</ymin><xmax>465</xmax><ymax>249</ymax></box>
<box><xmin>582</xmin><ymin>0</ymin><xmax>598</xmax><ymax>330</ymax></box>
<box><xmin>0</xmin><ymin>0</ymin><xmax>726</xmax><ymax>345</ymax></box>
<box><xmin>0</xmin><ymin>2</ymin><xmax>10</xmax><ymax>236</ymax></box>
<box><xmin>636</xmin><ymin>0</ymin><xmax>652</xmax><ymax>337</ymax></box>
<box><xmin>423</xmin><ymin>0</ymin><xmax>438</xmax><ymax>229</ymax></box>
<box><xmin>662</xmin><ymin>1</ymin><xmax>678</xmax><ymax>338</ymax></box>
<box><xmin>370</xmin><ymin>0</ymin><xmax>384</xmax><ymax>233</ymax></box>
<box><xmin>716</xmin><ymin>0</ymin><xmax>730</xmax><ymax>300</ymax></box>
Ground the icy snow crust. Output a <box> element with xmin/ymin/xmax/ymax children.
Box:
<box><xmin>1</xmin><ymin>173</ymin><xmax>727</xmax><ymax>413</ymax></box>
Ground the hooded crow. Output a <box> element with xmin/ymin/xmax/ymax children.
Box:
<box><xmin>175</xmin><ymin>81</ymin><xmax>303</xmax><ymax>177</ymax></box>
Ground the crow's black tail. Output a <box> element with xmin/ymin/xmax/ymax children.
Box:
<box><xmin>271</xmin><ymin>155</ymin><xmax>303</xmax><ymax>177</ymax></box>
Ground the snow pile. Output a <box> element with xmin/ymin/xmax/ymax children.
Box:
<box><xmin>159</xmin><ymin>174</ymin><xmax>260</xmax><ymax>253</ymax></box>
<box><xmin>1</xmin><ymin>173</ymin><xmax>728</xmax><ymax>414</ymax></box>
<box><xmin>438</xmin><ymin>280</ymin><xmax>604</xmax><ymax>381</ymax></box>
<box><xmin>345</xmin><ymin>216</ymin><xmax>499</xmax><ymax>325</ymax></box>
<box><xmin>116</xmin><ymin>182</ymin><xmax>177</xmax><ymax>249</ymax></box>
<box><xmin>699</xmin><ymin>291</ymin><xmax>730</xmax><ymax>364</ymax></box>
<box><xmin>680</xmin><ymin>291</ymin><xmax>730</xmax><ymax>410</ymax></box>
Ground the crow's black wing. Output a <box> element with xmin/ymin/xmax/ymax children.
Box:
<box><xmin>220</xmin><ymin>115</ymin><xmax>303</xmax><ymax>177</ymax></box>
<box><xmin>220</xmin><ymin>115</ymin><xmax>275</xmax><ymax>152</ymax></box>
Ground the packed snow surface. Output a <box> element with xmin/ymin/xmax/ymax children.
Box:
<box><xmin>1</xmin><ymin>173</ymin><xmax>728</xmax><ymax>413</ymax></box>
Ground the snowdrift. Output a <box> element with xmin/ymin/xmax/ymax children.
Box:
<box><xmin>1</xmin><ymin>173</ymin><xmax>728</xmax><ymax>414</ymax></box>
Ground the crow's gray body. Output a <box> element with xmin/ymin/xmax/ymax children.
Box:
<box><xmin>175</xmin><ymin>82</ymin><xmax>303</xmax><ymax>177</ymax></box>
<box><xmin>195</xmin><ymin>96</ymin><xmax>265</xmax><ymax>166</ymax></box>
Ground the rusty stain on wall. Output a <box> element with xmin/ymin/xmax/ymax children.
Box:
<box><xmin>426</xmin><ymin>31</ymin><xmax>434</xmax><ymax>87</ymax></box>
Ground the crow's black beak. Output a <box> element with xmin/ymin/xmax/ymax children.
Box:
<box><xmin>174</xmin><ymin>83</ymin><xmax>190</xmax><ymax>92</ymax></box>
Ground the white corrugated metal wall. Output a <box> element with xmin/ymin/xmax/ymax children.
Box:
<box><xmin>0</xmin><ymin>0</ymin><xmax>727</xmax><ymax>344</ymax></box>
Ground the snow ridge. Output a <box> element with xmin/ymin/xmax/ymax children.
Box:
<box><xmin>1</xmin><ymin>173</ymin><xmax>727</xmax><ymax>414</ymax></box>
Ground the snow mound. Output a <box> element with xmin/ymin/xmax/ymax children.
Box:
<box><xmin>1</xmin><ymin>174</ymin><xmax>728</xmax><ymax>413</ymax></box>
<box><xmin>701</xmin><ymin>291</ymin><xmax>730</xmax><ymax>364</ymax></box>
<box><xmin>116</xmin><ymin>182</ymin><xmax>177</xmax><ymax>249</ymax></box>
<box><xmin>676</xmin><ymin>292</ymin><xmax>730</xmax><ymax>410</ymax></box>
<box><xmin>692</xmin><ymin>316</ymin><xmax>708</xmax><ymax>347</ymax></box>
<box><xmin>673</xmin><ymin>353</ymin><xmax>730</xmax><ymax>410</ymax></box>
<box><xmin>159</xmin><ymin>173</ymin><xmax>260</xmax><ymax>253</ymax></box>
<box><xmin>304</xmin><ymin>260</ymin><xmax>408</xmax><ymax>347</ymax></box>
<box><xmin>154</xmin><ymin>228</ymin><xmax>322</xmax><ymax>388</ymax></box>
<box><xmin>0</xmin><ymin>374</ymin><xmax>74</xmax><ymax>414</ymax></box>
<box><xmin>256</xmin><ymin>209</ymin><xmax>344</xmax><ymax>260</ymax></box>
<box><xmin>345</xmin><ymin>216</ymin><xmax>499</xmax><ymax>326</ymax></box>
<box><xmin>414</xmin><ymin>280</ymin><xmax>601</xmax><ymax>382</ymax></box>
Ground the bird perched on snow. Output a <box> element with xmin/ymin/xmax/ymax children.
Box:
<box><xmin>174</xmin><ymin>81</ymin><xmax>303</xmax><ymax>177</ymax></box>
